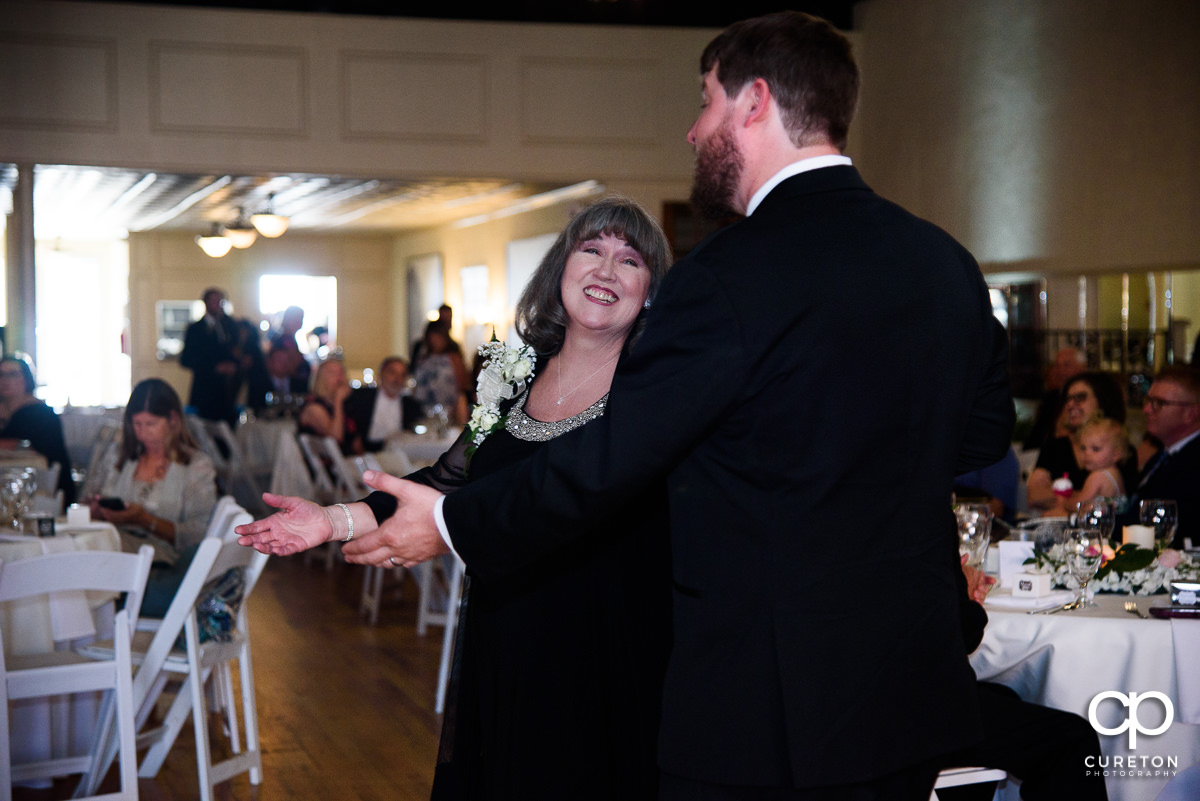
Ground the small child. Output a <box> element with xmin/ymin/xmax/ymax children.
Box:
<box><xmin>1053</xmin><ymin>417</ymin><xmax>1128</xmax><ymax>515</ymax></box>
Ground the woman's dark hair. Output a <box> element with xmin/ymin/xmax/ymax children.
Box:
<box><xmin>515</xmin><ymin>195</ymin><xmax>673</xmax><ymax>357</ymax></box>
<box><xmin>117</xmin><ymin>378</ymin><xmax>198</xmax><ymax>467</ymax></box>
<box><xmin>0</xmin><ymin>354</ymin><xmax>36</xmax><ymax>395</ymax></box>
<box><xmin>1066</xmin><ymin>371</ymin><xmax>1127</xmax><ymax>423</ymax></box>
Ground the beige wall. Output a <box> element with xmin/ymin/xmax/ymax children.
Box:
<box><xmin>854</xmin><ymin>0</ymin><xmax>1200</xmax><ymax>277</ymax></box>
<box><xmin>1</xmin><ymin>1</ymin><xmax>713</xmax><ymax>184</ymax></box>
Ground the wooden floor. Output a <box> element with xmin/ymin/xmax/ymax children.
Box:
<box><xmin>15</xmin><ymin>556</ymin><xmax>444</xmax><ymax>801</ymax></box>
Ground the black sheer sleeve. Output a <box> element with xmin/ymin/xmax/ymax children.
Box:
<box><xmin>360</xmin><ymin>426</ymin><xmax>473</xmax><ymax>523</ymax></box>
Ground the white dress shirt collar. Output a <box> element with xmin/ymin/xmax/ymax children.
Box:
<box><xmin>746</xmin><ymin>154</ymin><xmax>853</xmax><ymax>216</ymax></box>
<box><xmin>1167</xmin><ymin>428</ymin><xmax>1200</xmax><ymax>455</ymax></box>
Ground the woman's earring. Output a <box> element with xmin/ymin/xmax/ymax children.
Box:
<box><xmin>643</xmin><ymin>300</ymin><xmax>652</xmax><ymax>309</ymax></box>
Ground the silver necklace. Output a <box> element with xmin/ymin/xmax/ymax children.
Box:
<box><xmin>556</xmin><ymin>352</ymin><xmax>619</xmax><ymax>406</ymax></box>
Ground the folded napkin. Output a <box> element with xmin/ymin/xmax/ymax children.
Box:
<box><xmin>39</xmin><ymin>535</ymin><xmax>97</xmax><ymax>641</ymax></box>
<box><xmin>984</xmin><ymin>588</ymin><xmax>1076</xmax><ymax>609</ymax></box>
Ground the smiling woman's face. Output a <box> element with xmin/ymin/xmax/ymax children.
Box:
<box><xmin>559</xmin><ymin>233</ymin><xmax>651</xmax><ymax>343</ymax></box>
<box><xmin>1062</xmin><ymin>380</ymin><xmax>1099</xmax><ymax>430</ymax></box>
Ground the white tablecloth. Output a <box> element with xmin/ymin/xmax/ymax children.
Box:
<box><xmin>0</xmin><ymin>522</ymin><xmax>123</xmax><ymax>780</ymax></box>
<box><xmin>382</xmin><ymin>428</ymin><xmax>460</xmax><ymax>471</ymax></box>
<box><xmin>972</xmin><ymin>591</ymin><xmax>1200</xmax><ymax>801</ymax></box>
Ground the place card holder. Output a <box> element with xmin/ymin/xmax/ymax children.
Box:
<box><xmin>1012</xmin><ymin>572</ymin><xmax>1053</xmax><ymax>597</ymax></box>
<box><xmin>997</xmin><ymin>540</ymin><xmax>1036</xmax><ymax>588</ymax></box>
<box><xmin>1170</xmin><ymin>582</ymin><xmax>1200</xmax><ymax>607</ymax></box>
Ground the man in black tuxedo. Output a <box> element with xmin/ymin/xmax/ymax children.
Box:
<box><xmin>179</xmin><ymin>287</ymin><xmax>241</xmax><ymax>427</ymax></box>
<box><xmin>342</xmin><ymin>356</ymin><xmax>420</xmax><ymax>454</ymax></box>
<box><xmin>346</xmin><ymin>11</ymin><xmax>1013</xmax><ymax>799</ymax></box>
<box><xmin>1124</xmin><ymin>365</ymin><xmax>1200</xmax><ymax>549</ymax></box>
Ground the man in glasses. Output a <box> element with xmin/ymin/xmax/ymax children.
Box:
<box><xmin>1128</xmin><ymin>365</ymin><xmax>1200</xmax><ymax>549</ymax></box>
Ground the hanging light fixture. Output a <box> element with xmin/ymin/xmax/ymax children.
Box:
<box><xmin>250</xmin><ymin>193</ymin><xmax>289</xmax><ymax>238</ymax></box>
<box><xmin>222</xmin><ymin>206</ymin><xmax>258</xmax><ymax>249</ymax></box>
<box><xmin>195</xmin><ymin>223</ymin><xmax>232</xmax><ymax>258</ymax></box>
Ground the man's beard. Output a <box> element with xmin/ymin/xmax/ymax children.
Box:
<box><xmin>689</xmin><ymin>123</ymin><xmax>743</xmax><ymax>219</ymax></box>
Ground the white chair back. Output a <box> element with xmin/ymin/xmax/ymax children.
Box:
<box><xmin>78</xmin><ymin>538</ymin><xmax>269</xmax><ymax>801</ymax></box>
<box><xmin>0</xmin><ymin>545</ymin><xmax>154</xmax><ymax>801</ymax></box>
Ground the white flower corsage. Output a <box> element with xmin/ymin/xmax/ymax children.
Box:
<box><xmin>464</xmin><ymin>333</ymin><xmax>537</xmax><ymax>462</ymax></box>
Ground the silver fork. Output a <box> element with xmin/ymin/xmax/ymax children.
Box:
<box><xmin>1124</xmin><ymin>600</ymin><xmax>1150</xmax><ymax>619</ymax></box>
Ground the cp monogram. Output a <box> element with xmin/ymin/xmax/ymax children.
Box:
<box><xmin>1088</xmin><ymin>690</ymin><xmax>1174</xmax><ymax>748</ymax></box>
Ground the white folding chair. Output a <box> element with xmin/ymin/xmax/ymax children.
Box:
<box><xmin>202</xmin><ymin>420</ymin><xmax>265</xmax><ymax>514</ymax></box>
<box><xmin>0</xmin><ymin>545</ymin><xmax>154</xmax><ymax>801</ymax></box>
<box><xmin>204</xmin><ymin>496</ymin><xmax>251</xmax><ymax>542</ymax></box>
<box><xmin>930</xmin><ymin>767</ymin><xmax>1008</xmax><ymax>800</ymax></box>
<box><xmin>415</xmin><ymin>555</ymin><xmax>461</xmax><ymax>636</ymax></box>
<box><xmin>79</xmin><ymin>422</ymin><xmax>122</xmax><ymax>499</ymax></box>
<box><xmin>434</xmin><ymin>554</ymin><xmax>466</xmax><ymax>714</ymax></box>
<box><xmin>79</xmin><ymin>538</ymin><xmax>269</xmax><ymax>801</ymax></box>
<box><xmin>296</xmin><ymin>434</ymin><xmax>342</xmax><ymax>571</ymax></box>
<box><xmin>320</xmin><ymin>436</ymin><xmax>369</xmax><ymax>498</ymax></box>
<box><xmin>359</xmin><ymin>561</ymin><xmax>406</xmax><ymax>626</ymax></box>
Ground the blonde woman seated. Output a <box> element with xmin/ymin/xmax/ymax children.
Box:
<box><xmin>90</xmin><ymin>378</ymin><xmax>218</xmax><ymax>566</ymax></box>
<box><xmin>298</xmin><ymin>358</ymin><xmax>351</xmax><ymax>441</ymax></box>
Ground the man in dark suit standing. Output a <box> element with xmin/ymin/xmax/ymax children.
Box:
<box><xmin>342</xmin><ymin>355</ymin><xmax>420</xmax><ymax>454</ymax></box>
<box><xmin>337</xmin><ymin>12</ymin><xmax>1013</xmax><ymax>799</ymax></box>
<box><xmin>1124</xmin><ymin>365</ymin><xmax>1200</xmax><ymax>549</ymax></box>
<box><xmin>179</xmin><ymin>287</ymin><xmax>241</xmax><ymax>427</ymax></box>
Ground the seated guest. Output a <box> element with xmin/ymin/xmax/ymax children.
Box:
<box><xmin>1047</xmin><ymin>417</ymin><xmax>1128</xmax><ymax>517</ymax></box>
<box><xmin>343</xmin><ymin>355</ymin><xmax>420</xmax><ymax>454</ymax></box>
<box><xmin>1120</xmin><ymin>365</ymin><xmax>1200</xmax><ymax>549</ymax></box>
<box><xmin>412</xmin><ymin>320</ymin><xmax>469</xmax><ymax>424</ymax></box>
<box><xmin>270</xmin><ymin>305</ymin><xmax>311</xmax><ymax>391</ymax></box>
<box><xmin>0</xmin><ymin>354</ymin><xmax>76</xmax><ymax>504</ymax></box>
<box><xmin>298</xmin><ymin>358</ymin><xmax>351</xmax><ymax>441</ymax></box>
<box><xmin>1026</xmin><ymin>371</ymin><xmax>1135</xmax><ymax>511</ymax></box>
<box><xmin>937</xmin><ymin>557</ymin><xmax>1108</xmax><ymax>801</ymax></box>
<box><xmin>1022</xmin><ymin>347</ymin><xmax>1086</xmax><ymax>450</ymax></box>
<box><xmin>89</xmin><ymin>378</ymin><xmax>217</xmax><ymax>566</ymax></box>
<box><xmin>246</xmin><ymin>345</ymin><xmax>308</xmax><ymax>414</ymax></box>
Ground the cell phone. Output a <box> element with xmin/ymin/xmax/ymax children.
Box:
<box><xmin>98</xmin><ymin>497</ymin><xmax>127</xmax><ymax>511</ymax></box>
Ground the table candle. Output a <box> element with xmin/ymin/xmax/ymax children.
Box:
<box><xmin>1122</xmin><ymin>524</ymin><xmax>1155</xmax><ymax>549</ymax></box>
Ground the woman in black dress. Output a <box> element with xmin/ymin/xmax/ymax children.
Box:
<box><xmin>238</xmin><ymin>195</ymin><xmax>674</xmax><ymax>799</ymax></box>
<box><xmin>0</xmin><ymin>354</ymin><xmax>76</xmax><ymax>504</ymax></box>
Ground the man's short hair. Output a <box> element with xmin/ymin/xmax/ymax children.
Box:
<box><xmin>379</xmin><ymin>355</ymin><xmax>408</xmax><ymax>372</ymax></box>
<box><xmin>700</xmin><ymin>11</ymin><xmax>859</xmax><ymax>150</ymax></box>
<box><xmin>1153</xmin><ymin>365</ymin><xmax>1200</xmax><ymax>401</ymax></box>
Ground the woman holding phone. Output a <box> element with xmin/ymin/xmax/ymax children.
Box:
<box><xmin>91</xmin><ymin>378</ymin><xmax>218</xmax><ymax>566</ymax></box>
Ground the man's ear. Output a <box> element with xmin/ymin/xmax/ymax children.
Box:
<box><xmin>741</xmin><ymin>78</ymin><xmax>773</xmax><ymax>127</ymax></box>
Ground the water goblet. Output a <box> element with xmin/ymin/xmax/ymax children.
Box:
<box><xmin>1064</xmin><ymin>528</ymin><xmax>1104</xmax><ymax>609</ymax></box>
<box><xmin>954</xmin><ymin>503</ymin><xmax>993</xmax><ymax>569</ymax></box>
<box><xmin>1075</xmin><ymin>497</ymin><xmax>1115</xmax><ymax>541</ymax></box>
<box><xmin>1139</xmin><ymin>499</ymin><xmax>1178</xmax><ymax>547</ymax></box>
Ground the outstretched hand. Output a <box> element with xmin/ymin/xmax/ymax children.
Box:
<box><xmin>341</xmin><ymin>472</ymin><xmax>448</xmax><ymax>567</ymax></box>
<box><xmin>236</xmin><ymin>492</ymin><xmax>336</xmax><ymax>556</ymax></box>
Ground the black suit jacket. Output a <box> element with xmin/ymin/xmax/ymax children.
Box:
<box><xmin>179</xmin><ymin>314</ymin><xmax>240</xmax><ymax>424</ymax></box>
<box><xmin>442</xmin><ymin>167</ymin><xmax>1014</xmax><ymax>787</ymax></box>
<box><xmin>343</xmin><ymin>386</ymin><xmax>420</xmax><ymax>453</ymax></box>
<box><xmin>1126</xmin><ymin>434</ymin><xmax>1200</xmax><ymax>548</ymax></box>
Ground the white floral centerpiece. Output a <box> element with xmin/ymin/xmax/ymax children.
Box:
<box><xmin>1026</xmin><ymin>542</ymin><xmax>1200</xmax><ymax>596</ymax></box>
<box><xmin>464</xmin><ymin>332</ymin><xmax>537</xmax><ymax>463</ymax></box>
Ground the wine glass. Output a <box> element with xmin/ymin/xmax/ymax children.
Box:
<box><xmin>1075</xmin><ymin>497</ymin><xmax>1115</xmax><ymax>541</ymax></box>
<box><xmin>954</xmin><ymin>503</ymin><xmax>993</xmax><ymax>569</ymax></box>
<box><xmin>1064</xmin><ymin>528</ymin><xmax>1103</xmax><ymax>608</ymax></box>
<box><xmin>1139</xmin><ymin>500</ymin><xmax>1178</xmax><ymax>547</ymax></box>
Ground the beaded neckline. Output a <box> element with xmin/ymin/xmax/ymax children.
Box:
<box><xmin>505</xmin><ymin>390</ymin><xmax>608</xmax><ymax>442</ymax></box>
